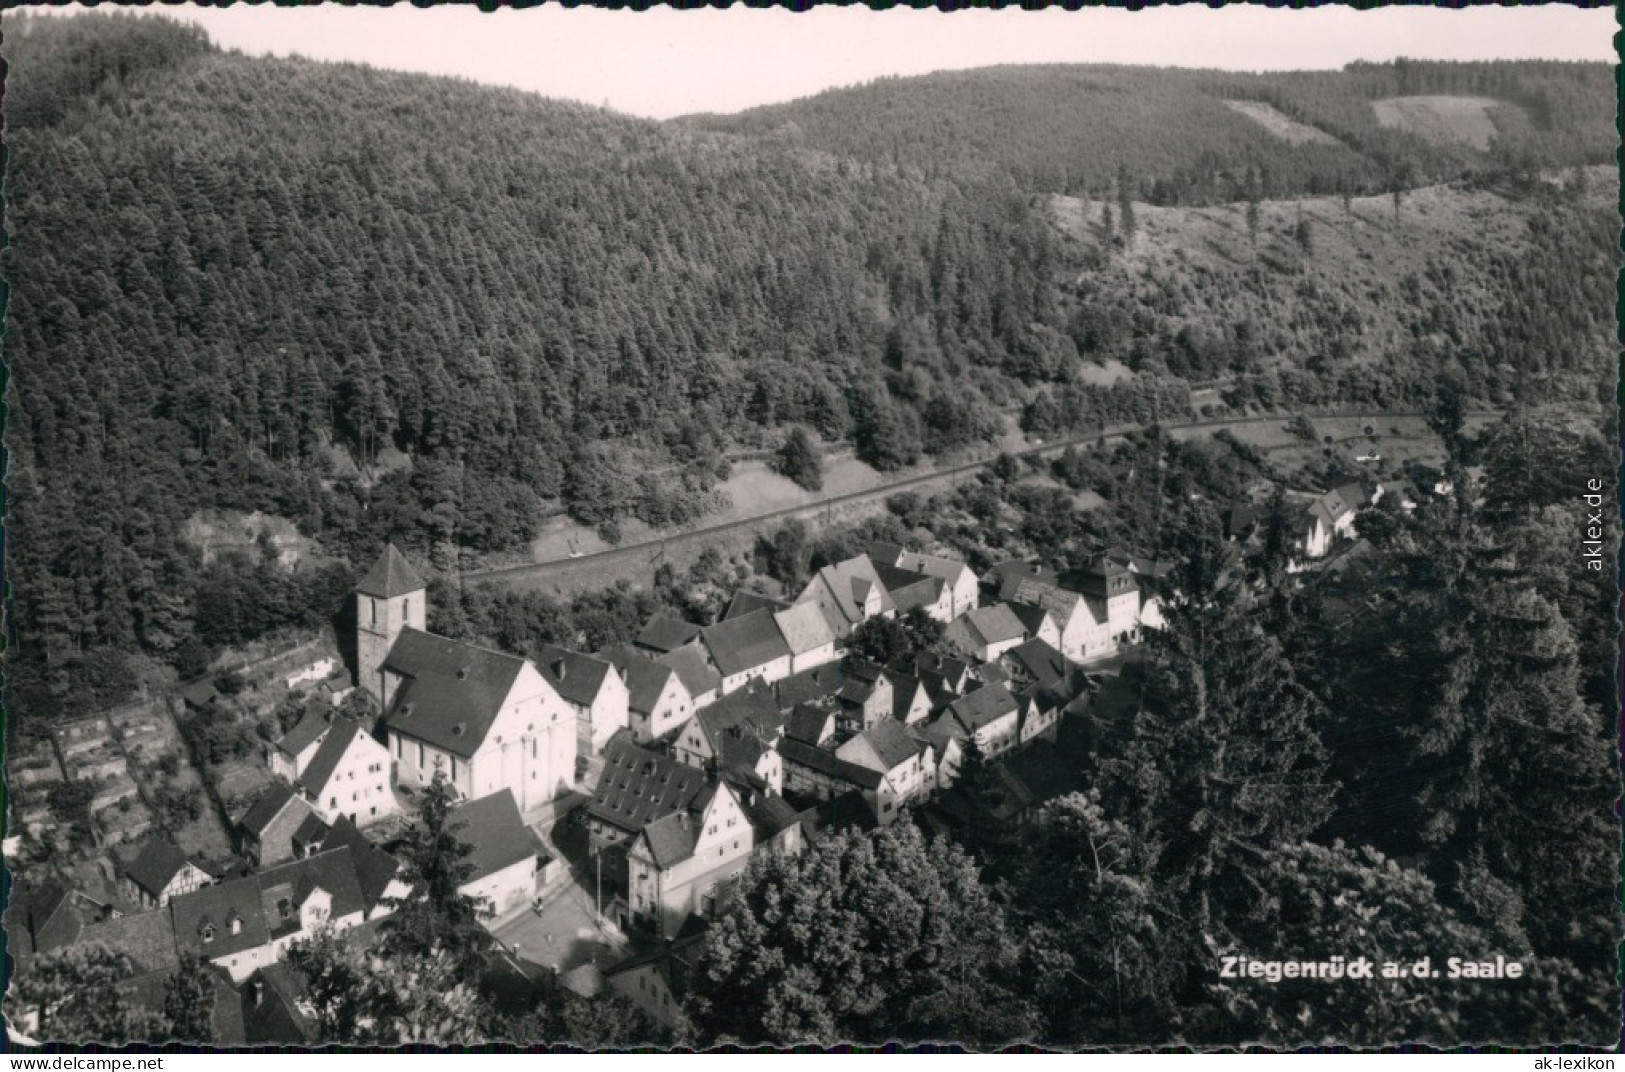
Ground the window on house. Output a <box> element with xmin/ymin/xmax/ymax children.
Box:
<box><xmin>329</xmin><ymin>797</ymin><xmax>337</xmax><ymax>808</ymax></box>
<box><xmin>201</xmin><ymin>925</ymin><xmax>215</xmax><ymax>943</ymax></box>
<box><xmin>370</xmin><ymin>599</ymin><xmax>377</xmax><ymax>626</ymax></box>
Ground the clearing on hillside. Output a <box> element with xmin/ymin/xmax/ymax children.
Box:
<box><xmin>1371</xmin><ymin>96</ymin><xmax>1522</xmax><ymax>150</ymax></box>
<box><xmin>1223</xmin><ymin>101</ymin><xmax>1343</xmax><ymax>147</ymax></box>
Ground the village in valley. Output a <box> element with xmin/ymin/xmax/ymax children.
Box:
<box><xmin>5</xmin><ymin>470</ymin><xmax>1403</xmax><ymax>1042</ymax></box>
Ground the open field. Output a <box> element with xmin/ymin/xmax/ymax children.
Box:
<box><xmin>1372</xmin><ymin>95</ymin><xmax>1521</xmax><ymax>150</ymax></box>
<box><xmin>1224</xmin><ymin>100</ymin><xmax>1343</xmax><ymax>147</ymax></box>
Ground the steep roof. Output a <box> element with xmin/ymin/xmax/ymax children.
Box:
<box><xmin>381</xmin><ymin>628</ymin><xmax>529</xmax><ymax>759</ymax></box>
<box><xmin>848</xmin><ymin>719</ymin><xmax>920</xmax><ymax>773</ymax></box>
<box><xmin>1007</xmin><ymin>602</ymin><xmax>1054</xmax><ymax>639</ymax></box>
<box><xmin>702</xmin><ymin>610</ymin><xmax>792</xmax><ymax>678</ymax></box>
<box><xmin>772</xmin><ymin>602</ymin><xmax>836</xmax><ymax>656</ymax></box>
<box><xmin>948</xmin><ymin>683</ymin><xmax>1020</xmax><ymax>734</ymax></box>
<box><xmin>697</xmin><ymin>682</ymin><xmax>784</xmax><ymax>755</ymax></box>
<box><xmin>987</xmin><ymin>560</ymin><xmax>1064</xmax><ymax>603</ymax></box>
<box><xmin>449</xmin><ymin>790</ymin><xmax>545</xmax><ymax>884</ymax></box>
<box><xmin>894</xmin><ymin>550</ymin><xmax>973</xmax><ymax>586</ymax></box>
<box><xmin>586</xmin><ymin>737</ymin><xmax>710</xmax><ymax>835</ymax></box>
<box><xmin>657</xmin><ymin>644</ymin><xmax>721</xmax><ymax>700</ymax></box>
<box><xmin>239</xmin><ymin>782</ymin><xmax>302</xmax><ymax>838</ymax></box>
<box><xmin>774</xmin><ymin>662</ymin><xmax>846</xmax><ymax>710</ymax></box>
<box><xmin>1010</xmin><ymin>576</ymin><xmax>1087</xmax><ymax>622</ymax></box>
<box><xmin>356</xmin><ymin>543</ymin><xmax>426</xmax><ymax>599</ymax></box>
<box><xmin>873</xmin><ymin>563</ymin><xmax>944</xmax><ymax>615</ymax></box>
<box><xmin>71</xmin><ymin>908</ymin><xmax>180</xmax><ymax>977</ymax></box>
<box><xmin>317</xmin><ymin>816</ymin><xmax>402</xmax><ymax>912</ymax></box>
<box><xmin>883</xmin><ymin>670</ymin><xmax>926</xmax><ymax>722</ymax></box>
<box><xmin>256</xmin><ymin>848</ymin><xmax>368</xmax><ymax>940</ymax></box>
<box><xmin>743</xmin><ymin>794</ymin><xmax>803</xmax><ymax>843</ymax></box>
<box><xmin>809</xmin><ymin>555</ymin><xmax>896</xmax><ymax>626</ymax></box>
<box><xmin>961</xmin><ymin>604</ymin><xmax>1027</xmax><ymax>647</ymax></box>
<box><xmin>638</xmin><ymin>811</ymin><xmax>699</xmax><ymax>871</ymax></box>
<box><xmin>602</xmin><ymin>645</ymin><xmax>682</xmax><ymax>715</ymax></box>
<box><xmin>122</xmin><ymin>840</ymin><xmax>195</xmax><ymax>899</ymax></box>
<box><xmin>722</xmin><ymin>591</ymin><xmax>790</xmax><ymax>621</ymax></box>
<box><xmin>785</xmin><ymin>703</ymin><xmax>836</xmax><ymax>746</ymax></box>
<box><xmin>1004</xmin><ymin>638</ymin><xmax>1069</xmax><ymax>691</ymax></box>
<box><xmin>297</xmin><ymin>718</ymin><xmax>370</xmax><ymax>798</ymax></box>
<box><xmin>867</xmin><ymin>541</ymin><xmax>905</xmax><ymax>567</ymax></box>
<box><xmin>638</xmin><ymin>615</ymin><xmax>704</xmax><ymax>654</ymax></box>
<box><xmin>776</xmin><ymin>737</ymin><xmax>885</xmax><ymax>791</ymax></box>
<box><xmin>171</xmin><ymin>875</ymin><xmax>272</xmax><ymax>959</ymax></box>
<box><xmin>275</xmin><ymin>709</ymin><xmax>333</xmax><ymax>760</ymax></box>
<box><xmin>537</xmin><ymin>644</ymin><xmax>615</xmax><ymax>708</ymax></box>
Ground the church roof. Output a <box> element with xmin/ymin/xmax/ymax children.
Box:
<box><xmin>381</xmin><ymin>629</ymin><xmax>528</xmax><ymax>759</ymax></box>
<box><xmin>356</xmin><ymin>543</ymin><xmax>425</xmax><ymax>599</ymax></box>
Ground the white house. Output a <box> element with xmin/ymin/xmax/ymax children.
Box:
<box><xmin>538</xmin><ymin>644</ymin><xmax>631</xmax><ymax>758</ymax></box>
<box><xmin>945</xmin><ymin>604</ymin><xmax>1029</xmax><ymax>663</ymax></box>
<box><xmin>603</xmin><ymin>646</ymin><xmax>696</xmax><ymax>745</ymax></box>
<box><xmin>945</xmin><ymin>683</ymin><xmax>1022</xmax><ymax>759</ymax></box>
<box><xmin>381</xmin><ymin>629</ymin><xmax>576</xmax><ymax>812</ymax></box>
<box><xmin>882</xmin><ymin>547</ymin><xmax>980</xmax><ymax>620</ymax></box>
<box><xmin>701</xmin><ymin>610</ymin><xmax>794</xmax><ymax>695</ymax></box>
<box><xmin>450</xmin><ymin>790</ymin><xmax>549</xmax><ymax>923</ymax></box>
<box><xmin>294</xmin><ymin>718</ymin><xmax>397</xmax><ymax>828</ymax></box>
<box><xmin>626</xmin><ymin>781</ymin><xmax>756</xmax><ymax>939</ymax></box>
<box><xmin>771</xmin><ymin>602</ymin><xmax>839</xmax><ymax>674</ymax></box>
<box><xmin>796</xmin><ymin>554</ymin><xmax>896</xmax><ymax>639</ymax></box>
<box><xmin>834</xmin><ymin>719</ymin><xmax>933</xmax><ymax>820</ymax></box>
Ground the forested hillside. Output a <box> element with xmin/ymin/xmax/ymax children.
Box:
<box><xmin>686</xmin><ymin>61</ymin><xmax>1615</xmax><ymax>201</ymax></box>
<box><xmin>1</xmin><ymin>14</ymin><xmax>1614</xmax><ymax>722</ymax></box>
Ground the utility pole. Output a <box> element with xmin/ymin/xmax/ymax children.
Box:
<box><xmin>595</xmin><ymin>848</ymin><xmax>602</xmax><ymax>920</ymax></box>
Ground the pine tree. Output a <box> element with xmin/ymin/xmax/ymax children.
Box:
<box><xmin>378</xmin><ymin>768</ymin><xmax>493</xmax><ymax>976</ymax></box>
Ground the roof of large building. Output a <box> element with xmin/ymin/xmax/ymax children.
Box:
<box><xmin>381</xmin><ymin>629</ymin><xmax>530</xmax><ymax>759</ymax></box>
<box><xmin>638</xmin><ymin>615</ymin><xmax>704</xmax><ymax>654</ymax></box>
<box><xmin>656</xmin><ymin>644</ymin><xmax>721</xmax><ymax>700</ymax></box>
<box><xmin>586</xmin><ymin>737</ymin><xmax>711</xmax><ymax>834</ymax></box>
<box><xmin>297</xmin><ymin>718</ymin><xmax>371</xmax><ymax>798</ymax></box>
<box><xmin>537</xmin><ymin>644</ymin><xmax>616</xmax><ymax>708</ymax></box>
<box><xmin>449</xmin><ymin>790</ymin><xmax>546</xmax><ymax>884</ymax></box>
<box><xmin>987</xmin><ymin>560</ymin><xmax>1065</xmax><ymax>603</ymax></box>
<box><xmin>772</xmin><ymin>602</ymin><xmax>836</xmax><ymax>657</ymax></box>
<box><xmin>356</xmin><ymin>543</ymin><xmax>426</xmax><ymax>599</ymax></box>
<box><xmin>601</xmin><ymin>645</ymin><xmax>682</xmax><ymax>715</ymax></box>
<box><xmin>702</xmin><ymin>610</ymin><xmax>792</xmax><ymax>678</ymax></box>
<box><xmin>122</xmin><ymin>840</ymin><xmax>196</xmax><ymax>899</ymax></box>
<box><xmin>958</xmin><ymin>604</ymin><xmax>1028</xmax><ymax>648</ymax></box>
<box><xmin>948</xmin><ymin>683</ymin><xmax>1020</xmax><ymax>734</ymax></box>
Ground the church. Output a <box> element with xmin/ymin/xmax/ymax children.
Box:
<box><xmin>354</xmin><ymin>545</ymin><xmax>577</xmax><ymax>813</ymax></box>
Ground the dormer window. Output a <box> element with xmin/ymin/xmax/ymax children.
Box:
<box><xmin>229</xmin><ymin>912</ymin><xmax>242</xmax><ymax>936</ymax></box>
<box><xmin>278</xmin><ymin>897</ymin><xmax>293</xmax><ymax>920</ymax></box>
<box><xmin>199</xmin><ymin>919</ymin><xmax>216</xmax><ymax>944</ymax></box>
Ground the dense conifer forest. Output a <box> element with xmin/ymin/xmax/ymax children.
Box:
<box><xmin>1</xmin><ymin>13</ymin><xmax>1615</xmax><ymax>729</ymax></box>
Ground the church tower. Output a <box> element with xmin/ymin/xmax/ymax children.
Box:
<box><xmin>355</xmin><ymin>543</ymin><xmax>427</xmax><ymax>704</ymax></box>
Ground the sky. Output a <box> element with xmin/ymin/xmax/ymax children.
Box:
<box><xmin>42</xmin><ymin>3</ymin><xmax>1621</xmax><ymax>120</ymax></box>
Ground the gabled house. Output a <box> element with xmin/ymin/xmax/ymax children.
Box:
<box><xmin>656</xmin><ymin>645</ymin><xmax>721</xmax><ymax>710</ymax></box>
<box><xmin>773</xmin><ymin>661</ymin><xmax>846</xmax><ymax>712</ymax></box>
<box><xmin>873</xmin><ymin>563</ymin><xmax>949</xmax><ymax>622</ymax></box>
<box><xmin>1014</xmin><ymin>684</ymin><xmax>1065</xmax><ymax>745</ymax></box>
<box><xmin>873</xmin><ymin>546</ymin><xmax>980</xmax><ymax>620</ymax></box>
<box><xmin>701</xmin><ymin>610</ymin><xmax>794</xmax><ymax>694</ymax></box>
<box><xmin>1007</xmin><ymin>602</ymin><xmax>1063</xmax><ymax>652</ymax></box>
<box><xmin>835</xmin><ymin>659</ymin><xmax>893</xmax><ymax>734</ymax></box>
<box><xmin>119</xmin><ymin>840</ymin><xmax>212</xmax><ymax>910</ymax></box>
<box><xmin>267</xmin><ymin>710</ymin><xmax>335</xmax><ymax>784</ymax></box>
<box><xmin>538</xmin><ymin>644</ymin><xmax>631</xmax><ymax>757</ymax></box>
<box><xmin>797</xmin><ymin>554</ymin><xmax>896</xmax><ymax>639</ymax></box>
<box><xmin>784</xmin><ymin>703</ymin><xmax>838</xmax><ymax>748</ymax></box>
<box><xmin>721</xmin><ymin>591</ymin><xmax>790</xmax><ymax>620</ymax></box>
<box><xmin>602</xmin><ymin>645</ymin><xmax>695</xmax><ymax>746</ymax></box>
<box><xmin>672</xmin><ymin>681</ymin><xmax>784</xmax><ymax>795</ymax></box>
<box><xmin>295</xmin><ymin>717</ymin><xmax>396</xmax><ymax>827</ymax></box>
<box><xmin>771</xmin><ymin>602</ymin><xmax>839</xmax><ymax>674</ymax></box>
<box><xmin>605</xmin><ymin>924</ymin><xmax>707</xmax><ymax>1031</ymax></box>
<box><xmin>626</xmin><ymin>781</ymin><xmax>756</xmax><ymax>938</ymax></box>
<box><xmin>776</xmin><ymin>738</ymin><xmax>890</xmax><ymax>824</ymax></box>
<box><xmin>834</xmin><ymin>719</ymin><xmax>933</xmax><ymax>821</ymax></box>
<box><xmin>945</xmin><ymin>604</ymin><xmax>1029</xmax><ymax>663</ymax></box>
<box><xmin>998</xmin><ymin>558</ymin><xmax>1160</xmax><ymax>663</ymax></box>
<box><xmin>238</xmin><ymin>782</ymin><xmax>321</xmax><ymax>868</ymax></box>
<box><xmin>946</xmin><ymin>683</ymin><xmax>1022</xmax><ymax>759</ymax></box>
<box><xmin>450</xmin><ymin>789</ymin><xmax>551</xmax><ymax>922</ymax></box>
<box><xmin>1001</xmin><ymin>638</ymin><xmax>1071</xmax><ymax>693</ymax></box>
<box><xmin>381</xmin><ymin>629</ymin><xmax>576</xmax><ymax>812</ymax></box>
<box><xmin>585</xmin><ymin>737</ymin><xmax>713</xmax><ymax>875</ymax></box>
<box><xmin>883</xmin><ymin>669</ymin><xmax>932</xmax><ymax>726</ymax></box>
